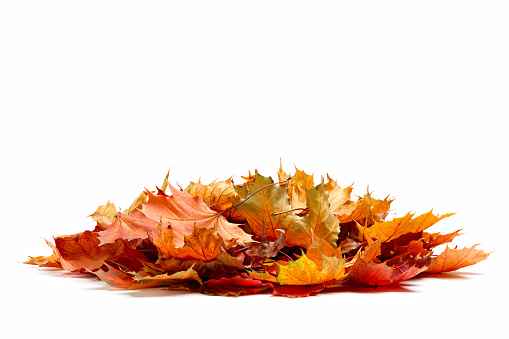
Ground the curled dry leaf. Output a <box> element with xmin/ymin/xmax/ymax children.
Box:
<box><xmin>25</xmin><ymin>164</ymin><xmax>491</xmax><ymax>297</ymax></box>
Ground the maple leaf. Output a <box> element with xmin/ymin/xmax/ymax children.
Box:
<box><xmin>47</xmin><ymin>231</ymin><xmax>124</xmax><ymax>271</ymax></box>
<box><xmin>233</xmin><ymin>171</ymin><xmax>340</xmax><ymax>248</ymax></box>
<box><xmin>349</xmin><ymin>254</ymin><xmax>431</xmax><ymax>286</ymax></box>
<box><xmin>278</xmin><ymin>161</ymin><xmax>314</xmax><ymax>209</ymax></box>
<box><xmin>324</xmin><ymin>174</ymin><xmax>353</xmax><ymax>213</ymax></box>
<box><xmin>250</xmin><ymin>251</ymin><xmax>346</xmax><ymax>286</ymax></box>
<box><xmin>154</xmin><ymin>251</ymin><xmax>246</xmax><ymax>280</ymax></box>
<box><xmin>187</xmin><ymin>177</ymin><xmax>236</xmax><ymax>213</ymax></box>
<box><xmin>121</xmin><ymin>170</ymin><xmax>170</xmax><ymax>215</ymax></box>
<box><xmin>94</xmin><ymin>264</ymin><xmax>202</xmax><ymax>290</ymax></box>
<box><xmin>140</xmin><ymin>184</ymin><xmax>252</xmax><ymax>247</ymax></box>
<box><xmin>185</xmin><ymin>179</ymin><xmax>213</xmax><ymax>202</ymax></box>
<box><xmin>286</xmin><ymin>178</ymin><xmax>340</xmax><ymax>248</ymax></box>
<box><xmin>422</xmin><ymin>230</ymin><xmax>462</xmax><ymax>249</ymax></box>
<box><xmin>231</xmin><ymin>170</ymin><xmax>299</xmax><ymax>240</ymax></box>
<box><xmin>108</xmin><ymin>242</ymin><xmax>155</xmax><ymax>273</ymax></box>
<box><xmin>271</xmin><ymin>282</ymin><xmax>334</xmax><ymax>298</ymax></box>
<box><xmin>201</xmin><ymin>276</ymin><xmax>272</xmax><ymax>296</ymax></box>
<box><xmin>134</xmin><ymin>267</ymin><xmax>202</xmax><ymax>290</ymax></box>
<box><xmin>335</xmin><ymin>192</ymin><xmax>393</xmax><ymax>224</ymax></box>
<box><xmin>151</xmin><ymin>223</ymin><xmax>225</xmax><ymax>261</ymax></box>
<box><xmin>278</xmin><ymin>252</ymin><xmax>345</xmax><ymax>285</ymax></box>
<box><xmin>89</xmin><ymin>201</ymin><xmax>118</xmax><ymax>230</ymax></box>
<box><xmin>358</xmin><ymin>240</ymin><xmax>382</xmax><ymax>262</ymax></box>
<box><xmin>123</xmin><ymin>192</ymin><xmax>149</xmax><ymax>215</ymax></box>
<box><xmin>367</xmin><ymin>210</ymin><xmax>455</xmax><ymax>243</ymax></box>
<box><xmin>391</xmin><ymin>239</ymin><xmax>428</xmax><ymax>258</ymax></box>
<box><xmin>338</xmin><ymin>238</ymin><xmax>362</xmax><ymax>254</ymax></box>
<box><xmin>305</xmin><ymin>232</ymin><xmax>342</xmax><ymax>270</ymax></box>
<box><xmin>24</xmin><ymin>254</ymin><xmax>62</xmax><ymax>269</ymax></box>
<box><xmin>426</xmin><ymin>245</ymin><xmax>491</xmax><ymax>273</ymax></box>
<box><xmin>97</xmin><ymin>211</ymin><xmax>159</xmax><ymax>244</ymax></box>
<box><xmin>245</xmin><ymin>227</ymin><xmax>286</xmax><ymax>267</ymax></box>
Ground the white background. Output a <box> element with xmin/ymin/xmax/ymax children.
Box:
<box><xmin>1</xmin><ymin>1</ymin><xmax>508</xmax><ymax>338</ymax></box>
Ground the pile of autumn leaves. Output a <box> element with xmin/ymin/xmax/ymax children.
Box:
<box><xmin>26</xmin><ymin>165</ymin><xmax>490</xmax><ymax>297</ymax></box>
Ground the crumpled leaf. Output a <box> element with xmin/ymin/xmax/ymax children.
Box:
<box><xmin>426</xmin><ymin>245</ymin><xmax>491</xmax><ymax>273</ymax></box>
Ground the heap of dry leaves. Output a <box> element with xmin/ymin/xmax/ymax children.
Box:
<box><xmin>26</xmin><ymin>164</ymin><xmax>490</xmax><ymax>297</ymax></box>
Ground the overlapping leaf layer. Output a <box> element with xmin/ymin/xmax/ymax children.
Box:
<box><xmin>26</xmin><ymin>165</ymin><xmax>491</xmax><ymax>297</ymax></box>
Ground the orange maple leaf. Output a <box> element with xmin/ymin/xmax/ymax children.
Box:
<box><xmin>278</xmin><ymin>161</ymin><xmax>315</xmax><ymax>209</ymax></box>
<box><xmin>47</xmin><ymin>231</ymin><xmax>124</xmax><ymax>271</ymax></box>
<box><xmin>151</xmin><ymin>223</ymin><xmax>225</xmax><ymax>261</ymax></box>
<box><xmin>367</xmin><ymin>210</ymin><xmax>454</xmax><ymax>242</ymax></box>
<box><xmin>426</xmin><ymin>245</ymin><xmax>491</xmax><ymax>273</ymax></box>
<box><xmin>141</xmin><ymin>184</ymin><xmax>252</xmax><ymax>247</ymax></box>
<box><xmin>97</xmin><ymin>211</ymin><xmax>159</xmax><ymax>244</ymax></box>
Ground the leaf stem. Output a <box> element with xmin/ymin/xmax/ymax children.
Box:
<box><xmin>278</xmin><ymin>250</ymin><xmax>294</xmax><ymax>261</ymax></box>
<box><xmin>105</xmin><ymin>259</ymin><xmax>130</xmax><ymax>271</ymax></box>
<box><xmin>271</xmin><ymin>208</ymin><xmax>309</xmax><ymax>217</ymax></box>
